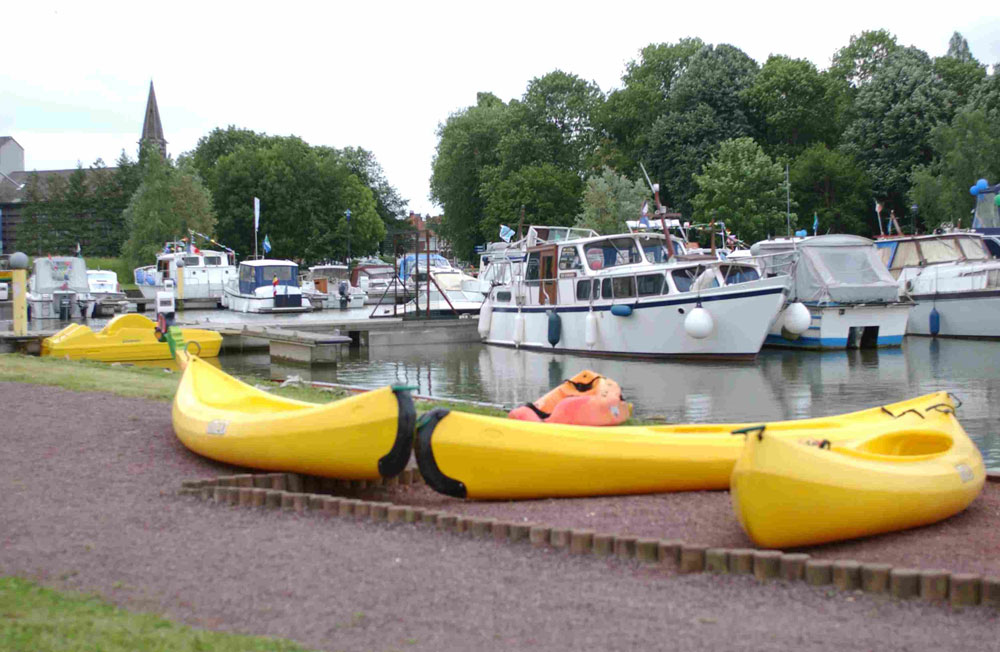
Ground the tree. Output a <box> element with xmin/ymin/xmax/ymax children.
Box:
<box><xmin>947</xmin><ymin>31</ymin><xmax>974</xmax><ymax>62</ymax></box>
<box><xmin>520</xmin><ymin>70</ymin><xmax>604</xmax><ymax>171</ymax></box>
<box><xmin>479</xmin><ymin>162</ymin><xmax>583</xmax><ymax>239</ymax></box>
<box><xmin>332</xmin><ymin>146</ymin><xmax>407</xmax><ymax>228</ymax></box>
<box><xmin>430</xmin><ymin>93</ymin><xmax>507</xmax><ymax>259</ymax></box>
<box><xmin>841</xmin><ymin>47</ymin><xmax>956</xmax><ymax>213</ymax></box>
<box><xmin>690</xmin><ymin>137</ymin><xmax>790</xmax><ymax>243</ymax></box>
<box><xmin>574</xmin><ymin>168</ymin><xmax>649</xmax><ymax>235</ymax></box>
<box><xmin>742</xmin><ymin>56</ymin><xmax>843</xmax><ymax>158</ymax></box>
<box><xmin>829</xmin><ymin>29</ymin><xmax>899</xmax><ymax>87</ymax></box>
<box><xmin>791</xmin><ymin>144</ymin><xmax>872</xmax><ymax>236</ymax></box>
<box><xmin>909</xmin><ymin>108</ymin><xmax>1000</xmax><ymax>230</ymax></box>
<box><xmin>185</xmin><ymin>126</ymin><xmax>274</xmax><ymax>193</ymax></box>
<box><xmin>120</xmin><ymin>151</ymin><xmax>217</xmax><ymax>270</ymax></box>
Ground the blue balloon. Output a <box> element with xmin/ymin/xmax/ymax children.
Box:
<box><xmin>971</xmin><ymin>185</ymin><xmax>980</xmax><ymax>196</ymax></box>
<box><xmin>977</xmin><ymin>178</ymin><xmax>989</xmax><ymax>191</ymax></box>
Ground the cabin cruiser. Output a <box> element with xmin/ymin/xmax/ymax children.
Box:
<box><xmin>222</xmin><ymin>259</ymin><xmax>311</xmax><ymax>313</ymax></box>
<box><xmin>27</xmin><ymin>256</ymin><xmax>95</xmax><ymax>320</ymax></box>
<box><xmin>300</xmin><ymin>263</ymin><xmax>367</xmax><ymax>310</ymax></box>
<box><xmin>351</xmin><ymin>260</ymin><xmax>409</xmax><ymax>304</ymax></box>
<box><xmin>134</xmin><ymin>239</ymin><xmax>237</xmax><ymax>309</ymax></box>
<box><xmin>479</xmin><ymin>227</ymin><xmax>789</xmax><ymax>358</ymax></box>
<box><xmin>88</xmin><ymin>270</ymin><xmax>130</xmax><ymax>317</ymax></box>
<box><xmin>399</xmin><ymin>265</ymin><xmax>484</xmax><ymax>318</ymax></box>
<box><xmin>875</xmin><ymin>230</ymin><xmax>1000</xmax><ymax>337</ymax></box>
<box><xmin>751</xmin><ymin>235</ymin><xmax>913</xmax><ymax>349</ymax></box>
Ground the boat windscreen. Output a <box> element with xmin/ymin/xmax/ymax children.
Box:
<box><xmin>919</xmin><ymin>238</ymin><xmax>964</xmax><ymax>264</ymax></box>
<box><xmin>260</xmin><ymin>265</ymin><xmax>296</xmax><ymax>281</ymax></box>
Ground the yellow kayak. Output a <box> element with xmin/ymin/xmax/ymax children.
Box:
<box><xmin>41</xmin><ymin>314</ymin><xmax>222</xmax><ymax>361</ymax></box>
<box><xmin>415</xmin><ymin>392</ymin><xmax>959</xmax><ymax>500</ymax></box>
<box><xmin>172</xmin><ymin>352</ymin><xmax>415</xmax><ymax>479</ymax></box>
<box><xmin>730</xmin><ymin>395</ymin><xmax>984</xmax><ymax>548</ymax></box>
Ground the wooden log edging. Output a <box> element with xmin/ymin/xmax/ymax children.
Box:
<box><xmin>178</xmin><ymin>472</ymin><xmax>1000</xmax><ymax>610</ymax></box>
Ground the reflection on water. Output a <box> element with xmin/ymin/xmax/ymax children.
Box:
<box><xmin>219</xmin><ymin>337</ymin><xmax>1000</xmax><ymax>469</ymax></box>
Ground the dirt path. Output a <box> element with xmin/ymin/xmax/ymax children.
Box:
<box><xmin>1</xmin><ymin>382</ymin><xmax>997</xmax><ymax>651</ymax></box>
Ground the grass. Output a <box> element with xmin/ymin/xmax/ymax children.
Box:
<box><xmin>0</xmin><ymin>577</ymin><xmax>314</xmax><ymax>652</ymax></box>
<box><xmin>0</xmin><ymin>353</ymin><xmax>509</xmax><ymax>417</ymax></box>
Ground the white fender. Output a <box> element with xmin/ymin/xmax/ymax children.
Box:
<box><xmin>513</xmin><ymin>311</ymin><xmax>525</xmax><ymax>347</ymax></box>
<box><xmin>585</xmin><ymin>309</ymin><xmax>598</xmax><ymax>348</ymax></box>
<box><xmin>477</xmin><ymin>299</ymin><xmax>493</xmax><ymax>338</ymax></box>
<box><xmin>783</xmin><ymin>302</ymin><xmax>811</xmax><ymax>335</ymax></box>
<box><xmin>684</xmin><ymin>306</ymin><xmax>714</xmax><ymax>339</ymax></box>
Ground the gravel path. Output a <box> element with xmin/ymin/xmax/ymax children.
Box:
<box><xmin>1</xmin><ymin>382</ymin><xmax>997</xmax><ymax>651</ymax></box>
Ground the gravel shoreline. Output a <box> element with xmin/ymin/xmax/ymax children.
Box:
<box><xmin>2</xmin><ymin>382</ymin><xmax>997</xmax><ymax>651</ymax></box>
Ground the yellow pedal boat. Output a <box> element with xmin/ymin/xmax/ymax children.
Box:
<box><xmin>41</xmin><ymin>314</ymin><xmax>222</xmax><ymax>362</ymax></box>
<box><xmin>415</xmin><ymin>393</ymin><xmax>963</xmax><ymax>500</ymax></box>
<box><xmin>730</xmin><ymin>395</ymin><xmax>984</xmax><ymax>548</ymax></box>
<box><xmin>172</xmin><ymin>352</ymin><xmax>415</xmax><ymax>479</ymax></box>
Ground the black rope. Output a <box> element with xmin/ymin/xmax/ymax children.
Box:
<box><xmin>566</xmin><ymin>375</ymin><xmax>602</xmax><ymax>392</ymax></box>
<box><xmin>522</xmin><ymin>403</ymin><xmax>551</xmax><ymax>420</ymax></box>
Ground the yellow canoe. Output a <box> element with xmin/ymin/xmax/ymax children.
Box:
<box><xmin>730</xmin><ymin>396</ymin><xmax>984</xmax><ymax>548</ymax></box>
<box><xmin>415</xmin><ymin>392</ymin><xmax>960</xmax><ymax>500</ymax></box>
<box><xmin>172</xmin><ymin>352</ymin><xmax>415</xmax><ymax>479</ymax></box>
<box><xmin>41</xmin><ymin>314</ymin><xmax>222</xmax><ymax>361</ymax></box>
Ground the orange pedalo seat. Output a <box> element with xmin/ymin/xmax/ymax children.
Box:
<box><xmin>508</xmin><ymin>370</ymin><xmax>632</xmax><ymax>426</ymax></box>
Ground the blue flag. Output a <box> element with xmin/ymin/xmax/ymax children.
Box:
<box><xmin>812</xmin><ymin>213</ymin><xmax>819</xmax><ymax>235</ymax></box>
<box><xmin>499</xmin><ymin>224</ymin><xmax>515</xmax><ymax>242</ymax></box>
<box><xmin>263</xmin><ymin>234</ymin><xmax>272</xmax><ymax>254</ymax></box>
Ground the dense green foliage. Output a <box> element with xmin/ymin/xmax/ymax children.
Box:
<box><xmin>575</xmin><ymin>168</ymin><xmax>650</xmax><ymax>235</ymax></box>
<box><xmin>431</xmin><ymin>29</ymin><xmax>997</xmax><ymax>248</ymax></box>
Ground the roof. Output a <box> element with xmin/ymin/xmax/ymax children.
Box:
<box><xmin>0</xmin><ymin>136</ymin><xmax>22</xmax><ymax>150</ymax></box>
<box><xmin>239</xmin><ymin>259</ymin><xmax>298</xmax><ymax>267</ymax></box>
<box><xmin>141</xmin><ymin>81</ymin><xmax>167</xmax><ymax>151</ymax></box>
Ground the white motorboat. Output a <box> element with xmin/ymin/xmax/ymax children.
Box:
<box><xmin>87</xmin><ymin>270</ymin><xmax>130</xmax><ymax>317</ymax></box>
<box><xmin>352</xmin><ymin>261</ymin><xmax>409</xmax><ymax>305</ymax></box>
<box><xmin>26</xmin><ymin>256</ymin><xmax>95</xmax><ymax>320</ymax></box>
<box><xmin>751</xmin><ymin>235</ymin><xmax>913</xmax><ymax>349</ymax></box>
<box><xmin>479</xmin><ymin>228</ymin><xmax>789</xmax><ymax>359</ymax></box>
<box><xmin>134</xmin><ymin>239</ymin><xmax>237</xmax><ymax>309</ymax></box>
<box><xmin>222</xmin><ymin>259</ymin><xmax>312</xmax><ymax>313</ymax></box>
<box><xmin>300</xmin><ymin>263</ymin><xmax>367</xmax><ymax>310</ymax></box>
<box><xmin>399</xmin><ymin>266</ymin><xmax>484</xmax><ymax>318</ymax></box>
<box><xmin>875</xmin><ymin>230</ymin><xmax>1000</xmax><ymax>338</ymax></box>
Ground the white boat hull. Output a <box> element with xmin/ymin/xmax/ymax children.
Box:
<box><xmin>485</xmin><ymin>278</ymin><xmax>786</xmax><ymax>359</ymax></box>
<box><xmin>765</xmin><ymin>303</ymin><xmax>912</xmax><ymax>349</ymax></box>
<box><xmin>222</xmin><ymin>286</ymin><xmax>312</xmax><ymax>314</ymax></box>
<box><xmin>907</xmin><ymin>291</ymin><xmax>1000</xmax><ymax>338</ymax></box>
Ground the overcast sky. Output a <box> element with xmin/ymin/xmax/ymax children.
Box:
<box><xmin>3</xmin><ymin>1</ymin><xmax>998</xmax><ymax>218</ymax></box>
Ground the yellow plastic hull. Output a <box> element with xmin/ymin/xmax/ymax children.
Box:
<box><xmin>172</xmin><ymin>352</ymin><xmax>415</xmax><ymax>479</ymax></box>
<box><xmin>730</xmin><ymin>397</ymin><xmax>985</xmax><ymax>548</ymax></box>
<box><xmin>415</xmin><ymin>393</ymin><xmax>959</xmax><ymax>500</ymax></box>
<box><xmin>41</xmin><ymin>314</ymin><xmax>222</xmax><ymax>362</ymax></box>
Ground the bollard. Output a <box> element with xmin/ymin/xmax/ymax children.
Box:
<box><xmin>832</xmin><ymin>561</ymin><xmax>861</xmax><ymax>591</ymax></box>
<box><xmin>780</xmin><ymin>553</ymin><xmax>810</xmax><ymax>582</ymax></box>
<box><xmin>861</xmin><ymin>563</ymin><xmax>892</xmax><ymax>594</ymax></box>
<box><xmin>889</xmin><ymin>568</ymin><xmax>920</xmax><ymax>600</ymax></box>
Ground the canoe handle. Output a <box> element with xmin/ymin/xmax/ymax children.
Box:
<box><xmin>880</xmin><ymin>406</ymin><xmax>925</xmax><ymax>420</ymax></box>
<box><xmin>731</xmin><ymin>424</ymin><xmax>766</xmax><ymax>440</ymax></box>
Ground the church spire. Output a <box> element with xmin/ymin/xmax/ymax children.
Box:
<box><xmin>140</xmin><ymin>80</ymin><xmax>167</xmax><ymax>157</ymax></box>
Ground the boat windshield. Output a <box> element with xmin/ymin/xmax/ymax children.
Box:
<box><xmin>89</xmin><ymin>271</ymin><xmax>117</xmax><ymax>283</ymax></box>
<box><xmin>636</xmin><ymin>235</ymin><xmax>672</xmax><ymax>263</ymax></box>
<box><xmin>260</xmin><ymin>265</ymin><xmax>296</xmax><ymax>281</ymax></box>
<box><xmin>583</xmin><ymin>237</ymin><xmax>642</xmax><ymax>270</ymax></box>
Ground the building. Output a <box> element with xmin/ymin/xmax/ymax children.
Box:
<box><xmin>407</xmin><ymin>211</ymin><xmax>449</xmax><ymax>256</ymax></box>
<box><xmin>0</xmin><ymin>81</ymin><xmax>165</xmax><ymax>254</ymax></box>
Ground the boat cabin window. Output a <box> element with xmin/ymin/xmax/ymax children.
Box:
<box><xmin>157</xmin><ymin>259</ymin><xmax>171</xmax><ymax>272</ymax></box>
<box><xmin>495</xmin><ymin>290</ymin><xmax>511</xmax><ymax>303</ymax></box>
<box><xmin>204</xmin><ymin>255</ymin><xmax>223</xmax><ymax>266</ymax></box>
<box><xmin>239</xmin><ymin>265</ymin><xmax>254</xmax><ymax>282</ymax></box>
<box><xmin>601</xmin><ymin>278</ymin><xmax>612</xmax><ymax>299</ymax></box>
<box><xmin>637</xmin><ymin>235</ymin><xmax>672</xmax><ymax>263</ymax></box>
<box><xmin>671</xmin><ymin>268</ymin><xmax>701</xmax><ymax>293</ymax></box>
<box><xmin>525</xmin><ymin>252</ymin><xmax>541</xmax><ymax>283</ymax></box>
<box><xmin>721</xmin><ymin>264</ymin><xmax>760</xmax><ymax>284</ymax></box>
<box><xmin>583</xmin><ymin>238</ymin><xmax>641</xmax><ymax>271</ymax></box>
<box><xmin>261</xmin><ymin>265</ymin><xmax>295</xmax><ymax>282</ymax></box>
<box><xmin>637</xmin><ymin>273</ymin><xmax>665</xmax><ymax>296</ymax></box>
<box><xmin>919</xmin><ymin>238</ymin><xmax>965</xmax><ymax>264</ymax></box>
<box><xmin>558</xmin><ymin>246</ymin><xmax>583</xmax><ymax>271</ymax></box>
<box><xmin>891</xmin><ymin>241</ymin><xmax>921</xmax><ymax>269</ymax></box>
<box><xmin>183</xmin><ymin>256</ymin><xmax>200</xmax><ymax>267</ymax></box>
<box><xmin>958</xmin><ymin>237</ymin><xmax>989</xmax><ymax>260</ymax></box>
<box><xmin>611</xmin><ymin>276</ymin><xmax>637</xmax><ymax>299</ymax></box>
<box><xmin>576</xmin><ymin>280</ymin><xmax>592</xmax><ymax>301</ymax></box>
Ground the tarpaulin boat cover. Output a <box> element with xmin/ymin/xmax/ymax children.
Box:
<box><xmin>751</xmin><ymin>235</ymin><xmax>899</xmax><ymax>304</ymax></box>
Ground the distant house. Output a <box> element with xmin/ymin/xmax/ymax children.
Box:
<box><xmin>0</xmin><ymin>81</ymin><xmax>166</xmax><ymax>254</ymax></box>
<box><xmin>407</xmin><ymin>211</ymin><xmax>450</xmax><ymax>257</ymax></box>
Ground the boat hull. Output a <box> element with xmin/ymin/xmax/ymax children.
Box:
<box><xmin>730</xmin><ymin>399</ymin><xmax>984</xmax><ymax>548</ymax></box>
<box><xmin>414</xmin><ymin>392</ymin><xmax>956</xmax><ymax>500</ymax></box>
<box><xmin>172</xmin><ymin>353</ymin><xmax>415</xmax><ymax>480</ymax></box>
<box><xmin>907</xmin><ymin>290</ymin><xmax>1000</xmax><ymax>338</ymax></box>
<box><xmin>485</xmin><ymin>279</ymin><xmax>786</xmax><ymax>358</ymax></box>
<box><xmin>765</xmin><ymin>303</ymin><xmax>912</xmax><ymax>349</ymax></box>
<box><xmin>223</xmin><ymin>286</ymin><xmax>312</xmax><ymax>313</ymax></box>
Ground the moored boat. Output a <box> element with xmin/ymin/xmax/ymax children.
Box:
<box><xmin>752</xmin><ymin>234</ymin><xmax>913</xmax><ymax>349</ymax></box>
<box><xmin>134</xmin><ymin>236</ymin><xmax>237</xmax><ymax>309</ymax></box>
<box><xmin>730</xmin><ymin>394</ymin><xmax>984</xmax><ymax>548</ymax></box>
<box><xmin>172</xmin><ymin>352</ymin><xmax>415</xmax><ymax>479</ymax></box>
<box><xmin>414</xmin><ymin>392</ymin><xmax>955</xmax><ymax>500</ymax></box>
<box><xmin>222</xmin><ymin>259</ymin><xmax>312</xmax><ymax>313</ymax></box>
<box><xmin>26</xmin><ymin>256</ymin><xmax>95</xmax><ymax>320</ymax></box>
<box><xmin>88</xmin><ymin>269</ymin><xmax>130</xmax><ymax>317</ymax></box>
<box><xmin>41</xmin><ymin>313</ymin><xmax>222</xmax><ymax>362</ymax></box>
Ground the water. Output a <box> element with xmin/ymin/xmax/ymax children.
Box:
<box><xmin>219</xmin><ymin>337</ymin><xmax>1000</xmax><ymax>470</ymax></box>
